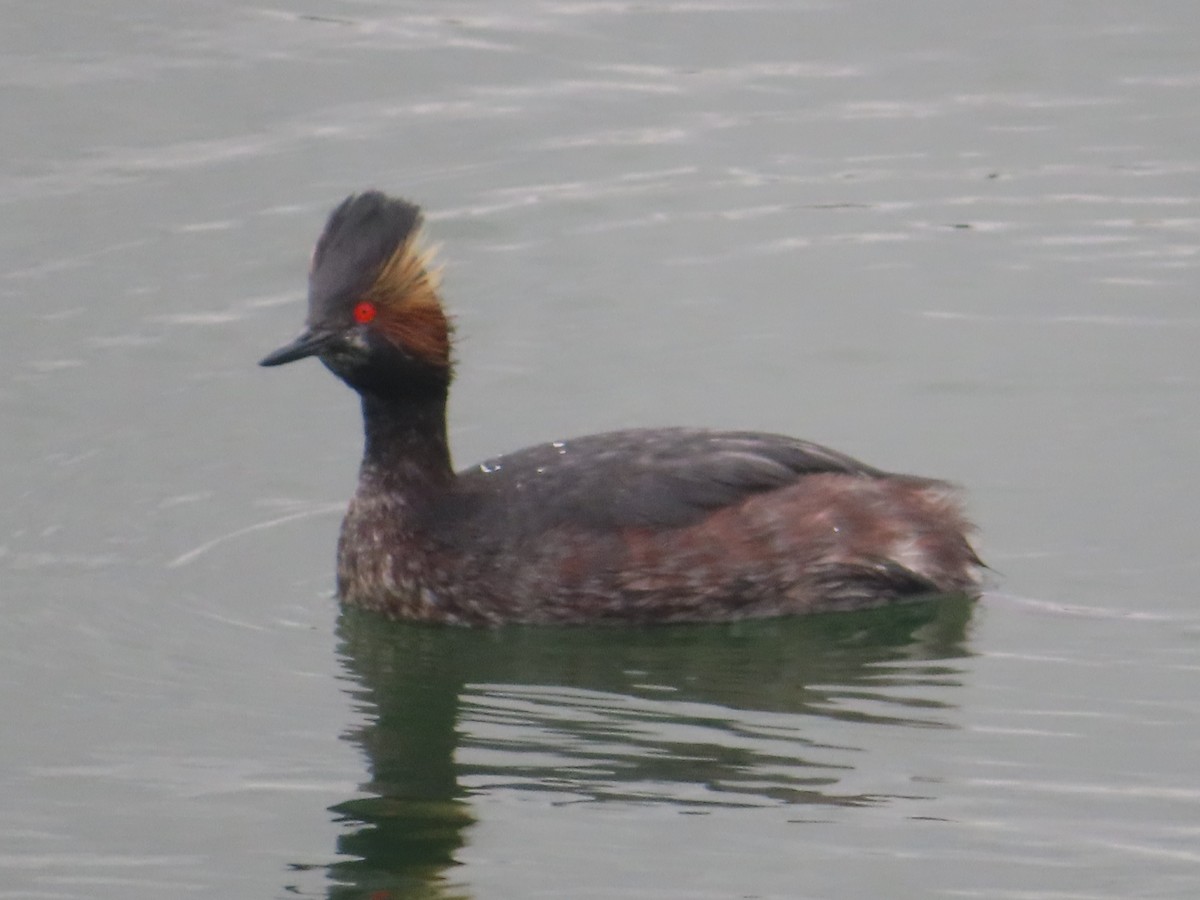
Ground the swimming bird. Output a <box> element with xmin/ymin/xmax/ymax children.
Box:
<box><xmin>261</xmin><ymin>191</ymin><xmax>982</xmax><ymax>624</ymax></box>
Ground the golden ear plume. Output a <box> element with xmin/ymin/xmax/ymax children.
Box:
<box><xmin>369</xmin><ymin>233</ymin><xmax>442</xmax><ymax>309</ymax></box>
<box><xmin>366</xmin><ymin>234</ymin><xmax>453</xmax><ymax>369</ymax></box>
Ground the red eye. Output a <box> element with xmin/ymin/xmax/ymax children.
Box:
<box><xmin>353</xmin><ymin>301</ymin><xmax>377</xmax><ymax>324</ymax></box>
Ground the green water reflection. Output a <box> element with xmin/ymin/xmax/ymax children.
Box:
<box><xmin>323</xmin><ymin>596</ymin><xmax>974</xmax><ymax>898</ymax></box>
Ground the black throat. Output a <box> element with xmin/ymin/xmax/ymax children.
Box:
<box><xmin>358</xmin><ymin>381</ymin><xmax>454</xmax><ymax>493</ymax></box>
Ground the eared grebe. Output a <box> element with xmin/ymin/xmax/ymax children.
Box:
<box><xmin>261</xmin><ymin>191</ymin><xmax>982</xmax><ymax>625</ymax></box>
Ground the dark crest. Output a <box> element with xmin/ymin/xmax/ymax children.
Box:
<box><xmin>310</xmin><ymin>191</ymin><xmax>425</xmax><ymax>310</ymax></box>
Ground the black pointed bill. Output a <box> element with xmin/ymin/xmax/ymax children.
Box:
<box><xmin>259</xmin><ymin>329</ymin><xmax>336</xmax><ymax>367</ymax></box>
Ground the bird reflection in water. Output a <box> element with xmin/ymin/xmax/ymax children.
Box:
<box><xmin>306</xmin><ymin>596</ymin><xmax>973</xmax><ymax>898</ymax></box>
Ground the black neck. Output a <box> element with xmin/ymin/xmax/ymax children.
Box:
<box><xmin>359</xmin><ymin>384</ymin><xmax>454</xmax><ymax>491</ymax></box>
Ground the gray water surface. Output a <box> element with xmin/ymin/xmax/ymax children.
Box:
<box><xmin>4</xmin><ymin>1</ymin><xmax>1199</xmax><ymax>898</ymax></box>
